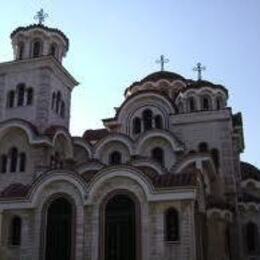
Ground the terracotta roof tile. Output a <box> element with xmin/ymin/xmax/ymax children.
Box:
<box><xmin>83</xmin><ymin>128</ymin><xmax>109</xmax><ymax>142</ymax></box>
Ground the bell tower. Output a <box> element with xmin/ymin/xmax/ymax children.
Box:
<box><xmin>0</xmin><ymin>10</ymin><xmax>78</xmax><ymax>132</ymax></box>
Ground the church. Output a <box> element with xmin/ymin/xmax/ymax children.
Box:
<box><xmin>0</xmin><ymin>11</ymin><xmax>259</xmax><ymax>260</ymax></box>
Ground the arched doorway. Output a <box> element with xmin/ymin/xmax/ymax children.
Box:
<box><xmin>105</xmin><ymin>194</ymin><xmax>136</xmax><ymax>260</ymax></box>
<box><xmin>45</xmin><ymin>197</ymin><xmax>73</xmax><ymax>260</ymax></box>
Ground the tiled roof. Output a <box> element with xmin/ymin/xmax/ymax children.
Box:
<box><xmin>83</xmin><ymin>128</ymin><xmax>109</xmax><ymax>142</ymax></box>
<box><xmin>0</xmin><ymin>183</ymin><xmax>30</xmax><ymax>198</ymax></box>
<box><xmin>241</xmin><ymin>162</ymin><xmax>260</xmax><ymax>181</ymax></box>
<box><xmin>44</xmin><ymin>125</ymin><xmax>70</xmax><ymax>138</ymax></box>
<box><xmin>11</xmin><ymin>24</ymin><xmax>69</xmax><ymax>50</ymax></box>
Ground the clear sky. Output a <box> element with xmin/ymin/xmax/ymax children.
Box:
<box><xmin>0</xmin><ymin>0</ymin><xmax>259</xmax><ymax>167</ymax></box>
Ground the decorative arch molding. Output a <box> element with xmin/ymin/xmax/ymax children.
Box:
<box><xmin>238</xmin><ymin>202</ymin><xmax>260</xmax><ymax>212</ymax></box>
<box><xmin>29</xmin><ymin>171</ymin><xmax>87</xmax><ymax>207</ymax></box>
<box><xmin>207</xmin><ymin>208</ymin><xmax>233</xmax><ymax>222</ymax></box>
<box><xmin>94</xmin><ymin>133</ymin><xmax>134</xmax><ymax>158</ymax></box>
<box><xmin>72</xmin><ymin>137</ymin><xmax>93</xmax><ymax>158</ymax></box>
<box><xmin>0</xmin><ymin>119</ymin><xmax>51</xmax><ymax>146</ymax></box>
<box><xmin>53</xmin><ymin>130</ymin><xmax>73</xmax><ymax>159</ymax></box>
<box><xmin>130</xmin><ymin>158</ymin><xmax>167</xmax><ymax>175</ymax></box>
<box><xmin>117</xmin><ymin>92</ymin><xmax>176</xmax><ymax>123</ymax></box>
<box><xmin>136</xmin><ymin>129</ymin><xmax>184</xmax><ymax>153</ymax></box>
<box><xmin>77</xmin><ymin>160</ymin><xmax>104</xmax><ymax>175</ymax></box>
<box><xmin>86</xmin><ymin>166</ymin><xmax>152</xmax><ymax>205</ymax></box>
<box><xmin>241</xmin><ymin>179</ymin><xmax>260</xmax><ymax>189</ymax></box>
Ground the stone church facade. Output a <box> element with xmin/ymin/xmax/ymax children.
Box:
<box><xmin>0</xmin><ymin>20</ymin><xmax>259</xmax><ymax>260</ymax></box>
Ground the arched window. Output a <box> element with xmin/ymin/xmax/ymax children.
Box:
<box><xmin>60</xmin><ymin>101</ymin><xmax>65</xmax><ymax>118</ymax></box>
<box><xmin>32</xmin><ymin>40</ymin><xmax>41</xmax><ymax>58</ymax></box>
<box><xmin>50</xmin><ymin>43</ymin><xmax>57</xmax><ymax>57</ymax></box>
<box><xmin>198</xmin><ymin>142</ymin><xmax>208</xmax><ymax>153</ymax></box>
<box><xmin>202</xmin><ymin>96</ymin><xmax>211</xmax><ymax>111</ymax></box>
<box><xmin>246</xmin><ymin>222</ymin><xmax>258</xmax><ymax>253</ymax></box>
<box><xmin>9</xmin><ymin>216</ymin><xmax>22</xmax><ymax>246</ymax></box>
<box><xmin>155</xmin><ymin>115</ymin><xmax>163</xmax><ymax>129</ymax></box>
<box><xmin>211</xmin><ymin>148</ymin><xmax>220</xmax><ymax>169</ymax></box>
<box><xmin>9</xmin><ymin>147</ymin><xmax>18</xmax><ymax>173</ymax></box>
<box><xmin>133</xmin><ymin>117</ymin><xmax>141</xmax><ymax>134</ymax></box>
<box><xmin>152</xmin><ymin>147</ymin><xmax>164</xmax><ymax>165</ymax></box>
<box><xmin>188</xmin><ymin>97</ymin><xmax>196</xmax><ymax>112</ymax></box>
<box><xmin>143</xmin><ymin>109</ymin><xmax>153</xmax><ymax>130</ymax></box>
<box><xmin>216</xmin><ymin>97</ymin><xmax>223</xmax><ymax>110</ymax></box>
<box><xmin>0</xmin><ymin>155</ymin><xmax>7</xmax><ymax>173</ymax></box>
<box><xmin>165</xmin><ymin>208</ymin><xmax>179</xmax><ymax>241</ymax></box>
<box><xmin>18</xmin><ymin>42</ymin><xmax>24</xmax><ymax>60</ymax></box>
<box><xmin>17</xmin><ymin>84</ymin><xmax>25</xmax><ymax>106</ymax></box>
<box><xmin>52</xmin><ymin>92</ymin><xmax>56</xmax><ymax>110</ymax></box>
<box><xmin>19</xmin><ymin>153</ymin><xmax>26</xmax><ymax>172</ymax></box>
<box><xmin>56</xmin><ymin>92</ymin><xmax>61</xmax><ymax>113</ymax></box>
<box><xmin>26</xmin><ymin>88</ymin><xmax>33</xmax><ymax>105</ymax></box>
<box><xmin>7</xmin><ymin>91</ymin><xmax>15</xmax><ymax>108</ymax></box>
<box><xmin>109</xmin><ymin>151</ymin><xmax>122</xmax><ymax>165</ymax></box>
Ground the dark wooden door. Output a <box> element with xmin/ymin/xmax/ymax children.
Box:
<box><xmin>45</xmin><ymin>197</ymin><xmax>72</xmax><ymax>260</ymax></box>
<box><xmin>105</xmin><ymin>195</ymin><xmax>136</xmax><ymax>260</ymax></box>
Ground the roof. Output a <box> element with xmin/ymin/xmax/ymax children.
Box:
<box><xmin>0</xmin><ymin>183</ymin><xmax>30</xmax><ymax>198</ymax></box>
<box><xmin>83</xmin><ymin>128</ymin><xmax>109</xmax><ymax>142</ymax></box>
<box><xmin>10</xmin><ymin>24</ymin><xmax>69</xmax><ymax>51</ymax></box>
<box><xmin>125</xmin><ymin>71</ymin><xmax>185</xmax><ymax>95</ymax></box>
<box><xmin>241</xmin><ymin>162</ymin><xmax>260</xmax><ymax>181</ymax></box>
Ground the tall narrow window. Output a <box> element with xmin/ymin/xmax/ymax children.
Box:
<box><xmin>202</xmin><ymin>96</ymin><xmax>210</xmax><ymax>110</ymax></box>
<box><xmin>188</xmin><ymin>97</ymin><xmax>196</xmax><ymax>112</ymax></box>
<box><xmin>0</xmin><ymin>155</ymin><xmax>7</xmax><ymax>173</ymax></box>
<box><xmin>165</xmin><ymin>208</ymin><xmax>179</xmax><ymax>241</ymax></box>
<box><xmin>19</xmin><ymin>153</ymin><xmax>26</xmax><ymax>172</ymax></box>
<box><xmin>133</xmin><ymin>117</ymin><xmax>141</xmax><ymax>134</ymax></box>
<box><xmin>155</xmin><ymin>115</ymin><xmax>163</xmax><ymax>129</ymax></box>
<box><xmin>198</xmin><ymin>142</ymin><xmax>208</xmax><ymax>153</ymax></box>
<box><xmin>7</xmin><ymin>91</ymin><xmax>15</xmax><ymax>108</ymax></box>
<box><xmin>211</xmin><ymin>148</ymin><xmax>220</xmax><ymax>169</ymax></box>
<box><xmin>60</xmin><ymin>101</ymin><xmax>65</xmax><ymax>118</ymax></box>
<box><xmin>216</xmin><ymin>97</ymin><xmax>223</xmax><ymax>110</ymax></box>
<box><xmin>109</xmin><ymin>151</ymin><xmax>122</xmax><ymax>165</ymax></box>
<box><xmin>152</xmin><ymin>147</ymin><xmax>164</xmax><ymax>166</ymax></box>
<box><xmin>56</xmin><ymin>92</ymin><xmax>61</xmax><ymax>113</ymax></box>
<box><xmin>246</xmin><ymin>222</ymin><xmax>258</xmax><ymax>253</ymax></box>
<box><xmin>33</xmin><ymin>41</ymin><xmax>41</xmax><ymax>58</ymax></box>
<box><xmin>27</xmin><ymin>88</ymin><xmax>33</xmax><ymax>105</ymax></box>
<box><xmin>50</xmin><ymin>43</ymin><xmax>57</xmax><ymax>58</ymax></box>
<box><xmin>10</xmin><ymin>147</ymin><xmax>18</xmax><ymax>173</ymax></box>
<box><xmin>52</xmin><ymin>92</ymin><xmax>56</xmax><ymax>110</ymax></box>
<box><xmin>18</xmin><ymin>42</ymin><xmax>24</xmax><ymax>60</ymax></box>
<box><xmin>17</xmin><ymin>84</ymin><xmax>25</xmax><ymax>106</ymax></box>
<box><xmin>10</xmin><ymin>216</ymin><xmax>22</xmax><ymax>246</ymax></box>
<box><xmin>143</xmin><ymin>109</ymin><xmax>153</xmax><ymax>130</ymax></box>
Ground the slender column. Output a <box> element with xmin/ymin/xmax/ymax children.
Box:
<box><xmin>0</xmin><ymin>211</ymin><xmax>3</xmax><ymax>246</ymax></box>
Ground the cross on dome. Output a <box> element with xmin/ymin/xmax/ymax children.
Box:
<box><xmin>193</xmin><ymin>62</ymin><xmax>206</xmax><ymax>81</ymax></box>
<box><xmin>156</xmin><ymin>55</ymin><xmax>169</xmax><ymax>71</ymax></box>
<box><xmin>34</xmin><ymin>9</ymin><xmax>48</xmax><ymax>25</ymax></box>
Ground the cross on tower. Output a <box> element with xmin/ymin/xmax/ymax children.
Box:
<box><xmin>34</xmin><ymin>9</ymin><xmax>48</xmax><ymax>25</ymax></box>
<box><xmin>193</xmin><ymin>62</ymin><xmax>206</xmax><ymax>81</ymax></box>
<box><xmin>156</xmin><ymin>55</ymin><xmax>169</xmax><ymax>71</ymax></box>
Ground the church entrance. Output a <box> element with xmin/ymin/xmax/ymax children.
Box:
<box><xmin>105</xmin><ymin>194</ymin><xmax>136</xmax><ymax>260</ymax></box>
<box><xmin>45</xmin><ymin>197</ymin><xmax>73</xmax><ymax>260</ymax></box>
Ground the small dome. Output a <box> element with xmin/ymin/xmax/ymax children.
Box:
<box><xmin>124</xmin><ymin>71</ymin><xmax>186</xmax><ymax>98</ymax></box>
<box><xmin>11</xmin><ymin>24</ymin><xmax>69</xmax><ymax>63</ymax></box>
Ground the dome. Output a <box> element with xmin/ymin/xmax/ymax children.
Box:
<box><xmin>125</xmin><ymin>71</ymin><xmax>186</xmax><ymax>97</ymax></box>
<box><xmin>10</xmin><ymin>24</ymin><xmax>69</xmax><ymax>63</ymax></box>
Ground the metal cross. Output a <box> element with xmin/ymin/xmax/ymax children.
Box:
<box><xmin>156</xmin><ymin>55</ymin><xmax>169</xmax><ymax>71</ymax></box>
<box><xmin>193</xmin><ymin>62</ymin><xmax>206</xmax><ymax>81</ymax></box>
<box><xmin>34</xmin><ymin>9</ymin><xmax>48</xmax><ymax>25</ymax></box>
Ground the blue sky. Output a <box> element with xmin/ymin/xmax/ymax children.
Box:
<box><xmin>0</xmin><ymin>0</ymin><xmax>259</xmax><ymax>167</ymax></box>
